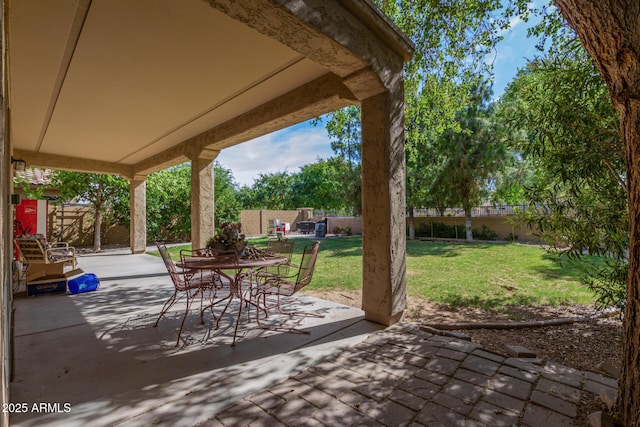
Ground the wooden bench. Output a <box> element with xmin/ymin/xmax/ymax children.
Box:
<box><xmin>15</xmin><ymin>235</ymin><xmax>80</xmax><ymax>282</ymax></box>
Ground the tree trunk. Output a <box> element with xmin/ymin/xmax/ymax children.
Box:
<box><xmin>93</xmin><ymin>206</ymin><xmax>102</xmax><ymax>252</ymax></box>
<box><xmin>465</xmin><ymin>209</ymin><xmax>473</xmax><ymax>242</ymax></box>
<box><xmin>621</xmin><ymin>105</ymin><xmax>640</xmax><ymax>425</ymax></box>
<box><xmin>553</xmin><ymin>1</ymin><xmax>640</xmax><ymax>424</ymax></box>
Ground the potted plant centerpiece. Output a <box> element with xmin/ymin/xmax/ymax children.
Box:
<box><xmin>206</xmin><ymin>222</ymin><xmax>247</xmax><ymax>257</ymax></box>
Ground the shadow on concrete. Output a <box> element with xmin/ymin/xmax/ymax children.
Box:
<box><xmin>10</xmin><ymin>250</ymin><xmax>380</xmax><ymax>426</ymax></box>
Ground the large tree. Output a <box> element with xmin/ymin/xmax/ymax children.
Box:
<box><xmin>237</xmin><ymin>156</ymin><xmax>359</xmax><ymax>213</ymax></box>
<box><xmin>314</xmin><ymin>107</ymin><xmax>363</xmax><ymax>215</ymax></box>
<box><xmin>146</xmin><ymin>162</ymin><xmax>240</xmax><ymax>240</ymax></box>
<box><xmin>112</xmin><ymin>162</ymin><xmax>241</xmax><ymax>242</ymax></box>
<box><xmin>51</xmin><ymin>171</ymin><xmax>129</xmax><ymax>252</ymax></box>
<box><xmin>291</xmin><ymin>158</ymin><xmax>349</xmax><ymax>211</ymax></box>
<box><xmin>245</xmin><ymin>171</ymin><xmax>296</xmax><ymax>210</ymax></box>
<box><xmin>551</xmin><ymin>0</ymin><xmax>640</xmax><ymax>424</ymax></box>
<box><xmin>213</xmin><ymin>163</ymin><xmax>241</xmax><ymax>226</ymax></box>
<box><xmin>319</xmin><ymin>1</ymin><xmax>528</xmax><ymax>228</ymax></box>
<box><xmin>437</xmin><ymin>82</ymin><xmax>507</xmax><ymax>241</ymax></box>
<box><xmin>405</xmin><ymin>77</ymin><xmax>457</xmax><ymax>238</ymax></box>
<box><xmin>498</xmin><ymin>37</ymin><xmax>627</xmax><ymax>309</ymax></box>
<box><xmin>146</xmin><ymin>164</ymin><xmax>192</xmax><ymax>241</ymax></box>
<box><xmin>379</xmin><ymin>0</ymin><xmax>515</xmax><ymax>230</ymax></box>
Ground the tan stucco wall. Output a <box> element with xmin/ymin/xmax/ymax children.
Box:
<box><xmin>239</xmin><ymin>214</ymin><xmax>538</xmax><ymax>241</ymax></box>
<box><xmin>240</xmin><ymin>208</ymin><xmax>313</xmax><ymax>235</ymax></box>
<box><xmin>326</xmin><ymin>217</ymin><xmax>363</xmax><ymax>234</ymax></box>
<box><xmin>241</xmin><ymin>210</ymin><xmax>364</xmax><ymax>236</ymax></box>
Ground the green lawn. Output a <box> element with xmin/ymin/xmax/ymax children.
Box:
<box><xmin>152</xmin><ymin>236</ymin><xmax>595</xmax><ymax>310</ymax></box>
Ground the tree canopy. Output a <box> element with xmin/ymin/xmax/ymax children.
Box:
<box><xmin>498</xmin><ymin>36</ymin><xmax>626</xmax><ymax>308</ymax></box>
<box><xmin>51</xmin><ymin>171</ymin><xmax>129</xmax><ymax>251</ymax></box>
<box><xmin>316</xmin><ymin>0</ymin><xmax>533</xmax><ymax>224</ymax></box>
<box><xmin>549</xmin><ymin>1</ymin><xmax>640</xmax><ymax>422</ymax></box>
<box><xmin>436</xmin><ymin>81</ymin><xmax>507</xmax><ymax>240</ymax></box>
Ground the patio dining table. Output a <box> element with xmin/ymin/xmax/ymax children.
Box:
<box><xmin>177</xmin><ymin>253</ymin><xmax>288</xmax><ymax>345</ymax></box>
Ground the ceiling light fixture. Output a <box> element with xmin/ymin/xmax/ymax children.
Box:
<box><xmin>11</xmin><ymin>157</ymin><xmax>26</xmax><ymax>172</ymax></box>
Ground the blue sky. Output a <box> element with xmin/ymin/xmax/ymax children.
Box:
<box><xmin>217</xmin><ymin>11</ymin><xmax>544</xmax><ymax>187</ymax></box>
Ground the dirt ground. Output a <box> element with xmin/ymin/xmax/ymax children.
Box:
<box><xmin>304</xmin><ymin>289</ymin><xmax>623</xmax><ymax>425</ymax></box>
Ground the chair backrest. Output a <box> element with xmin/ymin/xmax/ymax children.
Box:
<box><xmin>15</xmin><ymin>235</ymin><xmax>49</xmax><ymax>263</ymax></box>
<box><xmin>156</xmin><ymin>242</ymin><xmax>183</xmax><ymax>289</ymax></box>
<box><xmin>266</xmin><ymin>238</ymin><xmax>295</xmax><ymax>274</ymax></box>
<box><xmin>293</xmin><ymin>241</ymin><xmax>320</xmax><ymax>294</ymax></box>
<box><xmin>267</xmin><ymin>238</ymin><xmax>294</xmax><ymax>258</ymax></box>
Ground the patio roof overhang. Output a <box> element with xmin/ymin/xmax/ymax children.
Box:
<box><xmin>8</xmin><ymin>0</ymin><xmax>413</xmax><ymax>179</ymax></box>
<box><xmin>4</xmin><ymin>0</ymin><xmax>413</xmax><ymax>357</ymax></box>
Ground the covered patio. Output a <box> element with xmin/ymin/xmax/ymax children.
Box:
<box><xmin>11</xmin><ymin>249</ymin><xmax>615</xmax><ymax>426</ymax></box>
<box><xmin>1</xmin><ymin>0</ymin><xmax>413</xmax><ymax>419</ymax></box>
<box><xmin>11</xmin><ymin>247</ymin><xmax>384</xmax><ymax>426</ymax></box>
<box><xmin>6</xmin><ymin>0</ymin><xmax>412</xmax><ymax>319</ymax></box>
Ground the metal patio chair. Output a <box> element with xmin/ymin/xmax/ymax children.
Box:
<box><xmin>245</xmin><ymin>238</ymin><xmax>295</xmax><ymax>308</ymax></box>
<box><xmin>184</xmin><ymin>248</ymin><xmax>238</xmax><ymax>326</ymax></box>
<box><xmin>265</xmin><ymin>237</ymin><xmax>295</xmax><ymax>276</ymax></box>
<box><xmin>154</xmin><ymin>242</ymin><xmax>218</xmax><ymax>346</ymax></box>
<box><xmin>253</xmin><ymin>241</ymin><xmax>323</xmax><ymax>330</ymax></box>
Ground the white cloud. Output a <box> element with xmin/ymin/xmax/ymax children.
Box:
<box><xmin>507</xmin><ymin>16</ymin><xmax>523</xmax><ymax>31</ymax></box>
<box><xmin>217</xmin><ymin>122</ymin><xmax>334</xmax><ymax>187</ymax></box>
<box><xmin>496</xmin><ymin>16</ymin><xmax>523</xmax><ymax>38</ymax></box>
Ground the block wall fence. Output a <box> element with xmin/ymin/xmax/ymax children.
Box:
<box><xmin>41</xmin><ymin>205</ymin><xmax>540</xmax><ymax>247</ymax></box>
<box><xmin>47</xmin><ymin>204</ymin><xmax>129</xmax><ymax>247</ymax></box>
<box><xmin>242</xmin><ymin>210</ymin><xmax>539</xmax><ymax>243</ymax></box>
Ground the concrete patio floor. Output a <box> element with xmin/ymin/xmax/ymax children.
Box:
<box><xmin>10</xmin><ymin>248</ymin><xmax>384</xmax><ymax>426</ymax></box>
<box><xmin>10</xmin><ymin>248</ymin><xmax>618</xmax><ymax>426</ymax></box>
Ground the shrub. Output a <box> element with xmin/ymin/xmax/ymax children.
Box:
<box><xmin>415</xmin><ymin>222</ymin><xmax>465</xmax><ymax>239</ymax></box>
<box><xmin>333</xmin><ymin>226</ymin><xmax>352</xmax><ymax>236</ymax></box>
<box><xmin>472</xmin><ymin>225</ymin><xmax>499</xmax><ymax>241</ymax></box>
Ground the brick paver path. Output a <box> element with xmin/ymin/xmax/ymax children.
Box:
<box><xmin>207</xmin><ymin>323</ymin><xmax>617</xmax><ymax>426</ymax></box>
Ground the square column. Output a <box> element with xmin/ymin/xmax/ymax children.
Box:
<box><xmin>360</xmin><ymin>80</ymin><xmax>407</xmax><ymax>326</ymax></box>
<box><xmin>190</xmin><ymin>156</ymin><xmax>215</xmax><ymax>250</ymax></box>
<box><xmin>130</xmin><ymin>178</ymin><xmax>147</xmax><ymax>254</ymax></box>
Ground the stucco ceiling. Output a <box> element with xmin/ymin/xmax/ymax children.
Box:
<box><xmin>8</xmin><ymin>0</ymin><xmax>331</xmax><ymax>174</ymax></box>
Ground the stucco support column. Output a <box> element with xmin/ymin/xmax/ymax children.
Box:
<box><xmin>360</xmin><ymin>72</ymin><xmax>407</xmax><ymax>326</ymax></box>
<box><xmin>190</xmin><ymin>153</ymin><xmax>217</xmax><ymax>250</ymax></box>
<box><xmin>130</xmin><ymin>177</ymin><xmax>147</xmax><ymax>254</ymax></box>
